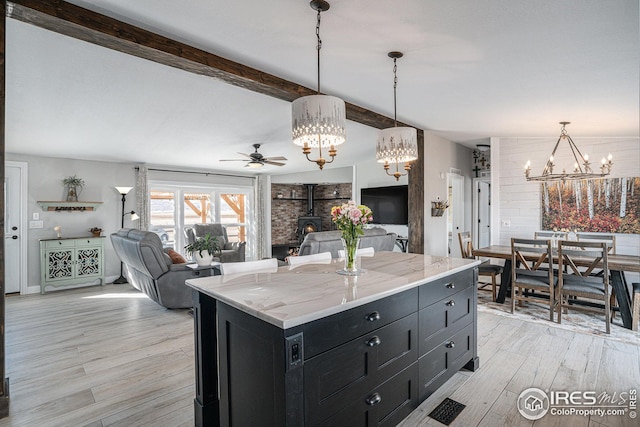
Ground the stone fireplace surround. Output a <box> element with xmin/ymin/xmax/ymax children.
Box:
<box><xmin>271</xmin><ymin>183</ymin><xmax>352</xmax><ymax>246</ymax></box>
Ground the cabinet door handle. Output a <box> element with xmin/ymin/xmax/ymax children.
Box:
<box><xmin>446</xmin><ymin>300</ymin><xmax>455</xmax><ymax>306</ymax></box>
<box><xmin>365</xmin><ymin>311</ymin><xmax>380</xmax><ymax>322</ymax></box>
<box><xmin>366</xmin><ymin>336</ymin><xmax>381</xmax><ymax>347</ymax></box>
<box><xmin>446</xmin><ymin>341</ymin><xmax>455</xmax><ymax>348</ymax></box>
<box><xmin>365</xmin><ymin>393</ymin><xmax>382</xmax><ymax>406</ymax></box>
<box><xmin>446</xmin><ymin>282</ymin><xmax>455</xmax><ymax>289</ymax></box>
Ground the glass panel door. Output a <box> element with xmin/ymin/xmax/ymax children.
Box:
<box><xmin>149</xmin><ymin>184</ymin><xmax>255</xmax><ymax>260</ymax></box>
<box><xmin>149</xmin><ymin>189</ymin><xmax>177</xmax><ymax>249</ymax></box>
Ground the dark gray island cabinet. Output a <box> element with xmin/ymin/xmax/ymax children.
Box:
<box><xmin>186</xmin><ymin>252</ymin><xmax>479</xmax><ymax>426</ymax></box>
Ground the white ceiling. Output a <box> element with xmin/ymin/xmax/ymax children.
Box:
<box><xmin>6</xmin><ymin>0</ymin><xmax>639</xmax><ymax>175</ymax></box>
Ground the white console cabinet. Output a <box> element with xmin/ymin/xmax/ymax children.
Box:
<box><xmin>40</xmin><ymin>237</ymin><xmax>105</xmax><ymax>294</ymax></box>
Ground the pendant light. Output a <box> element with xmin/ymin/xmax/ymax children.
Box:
<box><xmin>376</xmin><ymin>51</ymin><xmax>418</xmax><ymax>181</ymax></box>
<box><xmin>291</xmin><ymin>0</ymin><xmax>346</xmax><ymax>170</ymax></box>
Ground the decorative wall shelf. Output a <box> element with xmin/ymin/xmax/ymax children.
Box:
<box><xmin>37</xmin><ymin>201</ymin><xmax>103</xmax><ymax>212</ymax></box>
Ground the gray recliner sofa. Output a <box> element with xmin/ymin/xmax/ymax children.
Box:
<box><xmin>298</xmin><ymin>228</ymin><xmax>397</xmax><ymax>258</ymax></box>
<box><xmin>184</xmin><ymin>224</ymin><xmax>246</xmax><ymax>263</ymax></box>
<box><xmin>110</xmin><ymin>228</ymin><xmax>210</xmax><ymax>309</ymax></box>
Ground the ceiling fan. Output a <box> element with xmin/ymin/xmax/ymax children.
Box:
<box><xmin>219</xmin><ymin>144</ymin><xmax>288</xmax><ymax>168</ymax></box>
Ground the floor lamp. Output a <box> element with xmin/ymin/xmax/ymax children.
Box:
<box><xmin>113</xmin><ymin>186</ymin><xmax>139</xmax><ymax>284</ymax></box>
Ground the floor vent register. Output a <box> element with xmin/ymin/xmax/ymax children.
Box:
<box><xmin>428</xmin><ymin>397</ymin><xmax>466</xmax><ymax>425</ymax></box>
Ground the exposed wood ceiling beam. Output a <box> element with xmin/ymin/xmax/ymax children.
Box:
<box><xmin>7</xmin><ymin>0</ymin><xmax>416</xmax><ymax>130</ymax></box>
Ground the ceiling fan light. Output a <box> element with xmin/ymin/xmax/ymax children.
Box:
<box><xmin>376</xmin><ymin>126</ymin><xmax>418</xmax><ymax>163</ymax></box>
<box><xmin>246</xmin><ymin>161</ymin><xmax>264</xmax><ymax>169</ymax></box>
<box><xmin>292</xmin><ymin>95</ymin><xmax>346</xmax><ymax>148</ymax></box>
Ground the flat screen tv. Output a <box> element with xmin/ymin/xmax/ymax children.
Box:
<box><xmin>361</xmin><ymin>185</ymin><xmax>408</xmax><ymax>225</ymax></box>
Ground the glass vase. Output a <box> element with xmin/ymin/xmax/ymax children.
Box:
<box><xmin>337</xmin><ymin>236</ymin><xmax>361</xmax><ymax>276</ymax></box>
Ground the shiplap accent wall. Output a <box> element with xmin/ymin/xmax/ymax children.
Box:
<box><xmin>494</xmin><ymin>136</ymin><xmax>640</xmax><ymax>262</ymax></box>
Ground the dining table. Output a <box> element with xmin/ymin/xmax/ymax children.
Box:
<box><xmin>472</xmin><ymin>245</ymin><xmax>640</xmax><ymax>330</ymax></box>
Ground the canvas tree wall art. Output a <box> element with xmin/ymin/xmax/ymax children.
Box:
<box><xmin>541</xmin><ymin>177</ymin><xmax>640</xmax><ymax>233</ymax></box>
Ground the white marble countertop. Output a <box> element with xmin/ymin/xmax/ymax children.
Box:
<box><xmin>185</xmin><ymin>252</ymin><xmax>480</xmax><ymax>329</ymax></box>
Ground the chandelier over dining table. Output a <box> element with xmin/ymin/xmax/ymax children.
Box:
<box><xmin>524</xmin><ymin>122</ymin><xmax>613</xmax><ymax>182</ymax></box>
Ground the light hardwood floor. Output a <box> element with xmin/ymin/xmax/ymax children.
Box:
<box><xmin>0</xmin><ymin>284</ymin><xmax>638</xmax><ymax>426</ymax></box>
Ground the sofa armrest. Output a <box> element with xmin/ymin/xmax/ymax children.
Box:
<box><xmin>168</xmin><ymin>263</ymin><xmax>192</xmax><ymax>272</ymax></box>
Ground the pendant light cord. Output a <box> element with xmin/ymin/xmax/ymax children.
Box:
<box><xmin>316</xmin><ymin>9</ymin><xmax>322</xmax><ymax>94</ymax></box>
<box><xmin>393</xmin><ymin>58</ymin><xmax>398</xmax><ymax>127</ymax></box>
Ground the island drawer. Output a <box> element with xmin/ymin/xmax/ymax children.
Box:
<box><xmin>419</xmin><ymin>268</ymin><xmax>474</xmax><ymax>308</ymax></box>
<box><xmin>304</xmin><ymin>313</ymin><xmax>418</xmax><ymax>425</ymax></box>
<box><xmin>418</xmin><ymin>322</ymin><xmax>475</xmax><ymax>401</ymax></box>
<box><xmin>303</xmin><ymin>287</ymin><xmax>418</xmax><ymax>358</ymax></box>
<box><xmin>314</xmin><ymin>362</ymin><xmax>418</xmax><ymax>427</ymax></box>
<box><xmin>418</xmin><ymin>285</ymin><xmax>475</xmax><ymax>357</ymax></box>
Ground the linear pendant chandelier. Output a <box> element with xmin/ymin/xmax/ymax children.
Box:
<box><xmin>291</xmin><ymin>0</ymin><xmax>346</xmax><ymax>170</ymax></box>
<box><xmin>524</xmin><ymin>122</ymin><xmax>613</xmax><ymax>182</ymax></box>
<box><xmin>376</xmin><ymin>51</ymin><xmax>418</xmax><ymax>181</ymax></box>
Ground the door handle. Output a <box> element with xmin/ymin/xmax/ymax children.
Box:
<box><xmin>11</xmin><ymin>235</ymin><xmax>18</xmax><ymax>240</ymax></box>
<box><xmin>11</xmin><ymin>226</ymin><xmax>17</xmax><ymax>231</ymax></box>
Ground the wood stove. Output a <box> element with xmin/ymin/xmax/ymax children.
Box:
<box><xmin>297</xmin><ymin>216</ymin><xmax>321</xmax><ymax>243</ymax></box>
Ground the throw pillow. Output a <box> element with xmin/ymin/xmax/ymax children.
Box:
<box><xmin>167</xmin><ymin>249</ymin><xmax>187</xmax><ymax>264</ymax></box>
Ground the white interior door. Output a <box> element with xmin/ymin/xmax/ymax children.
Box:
<box><xmin>473</xmin><ymin>178</ymin><xmax>491</xmax><ymax>249</ymax></box>
<box><xmin>5</xmin><ymin>162</ymin><xmax>26</xmax><ymax>294</ymax></box>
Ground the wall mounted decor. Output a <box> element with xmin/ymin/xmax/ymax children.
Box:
<box><xmin>431</xmin><ymin>198</ymin><xmax>450</xmax><ymax>217</ymax></box>
<box><xmin>541</xmin><ymin>177</ymin><xmax>639</xmax><ymax>233</ymax></box>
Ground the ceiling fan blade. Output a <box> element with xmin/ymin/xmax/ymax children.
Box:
<box><xmin>263</xmin><ymin>160</ymin><xmax>286</xmax><ymax>166</ymax></box>
<box><xmin>263</xmin><ymin>156</ymin><xmax>287</xmax><ymax>161</ymax></box>
<box><xmin>219</xmin><ymin>159</ymin><xmax>248</xmax><ymax>162</ymax></box>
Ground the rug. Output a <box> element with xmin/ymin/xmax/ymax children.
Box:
<box><xmin>476</xmin><ymin>289</ymin><xmax>639</xmax><ymax>344</ymax></box>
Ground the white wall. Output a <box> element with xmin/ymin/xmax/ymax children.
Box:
<box><xmin>423</xmin><ymin>132</ymin><xmax>474</xmax><ymax>256</ymax></box>
<box><xmin>6</xmin><ymin>153</ymin><xmax>137</xmax><ymax>291</ymax></box>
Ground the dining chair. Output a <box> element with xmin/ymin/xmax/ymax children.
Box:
<box><xmin>510</xmin><ymin>237</ymin><xmax>557</xmax><ymax>321</ymax></box>
<box><xmin>533</xmin><ymin>230</ymin><xmax>568</xmax><ymax>271</ymax></box>
<box><xmin>458</xmin><ymin>231</ymin><xmax>502</xmax><ymax>301</ymax></box>
<box><xmin>220</xmin><ymin>258</ymin><xmax>279</xmax><ymax>275</ymax></box>
<box><xmin>534</xmin><ymin>230</ymin><xmax>568</xmax><ymax>248</ymax></box>
<box><xmin>576</xmin><ymin>232</ymin><xmax>616</xmax><ymax>254</ymax></box>
<box><xmin>288</xmin><ymin>251</ymin><xmax>332</xmax><ymax>267</ymax></box>
<box><xmin>556</xmin><ymin>240</ymin><xmax>611</xmax><ymax>334</ymax></box>
<box><xmin>576</xmin><ymin>232</ymin><xmax>617</xmax><ymax>318</ymax></box>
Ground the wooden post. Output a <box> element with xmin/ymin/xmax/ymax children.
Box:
<box><xmin>408</xmin><ymin>131</ymin><xmax>425</xmax><ymax>254</ymax></box>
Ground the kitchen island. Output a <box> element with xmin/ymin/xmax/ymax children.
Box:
<box><xmin>185</xmin><ymin>252</ymin><xmax>480</xmax><ymax>426</ymax></box>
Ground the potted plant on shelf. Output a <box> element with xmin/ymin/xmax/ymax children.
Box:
<box><xmin>185</xmin><ymin>233</ymin><xmax>220</xmax><ymax>266</ymax></box>
<box><xmin>62</xmin><ymin>175</ymin><xmax>85</xmax><ymax>202</ymax></box>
